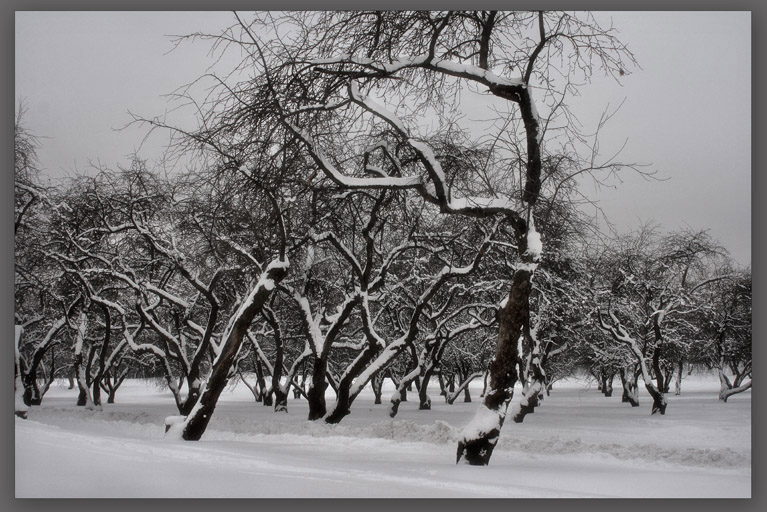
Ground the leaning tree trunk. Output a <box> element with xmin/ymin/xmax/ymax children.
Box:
<box><xmin>325</xmin><ymin>342</ymin><xmax>380</xmax><ymax>424</ymax></box>
<box><xmin>91</xmin><ymin>303</ymin><xmax>112</xmax><ymax>407</ymax></box>
<box><xmin>446</xmin><ymin>372</ymin><xmax>483</xmax><ymax>405</ymax></box>
<box><xmin>718</xmin><ymin>369</ymin><xmax>752</xmax><ymax>402</ymax></box>
<box><xmin>720</xmin><ymin>379</ymin><xmax>752</xmax><ymax>402</ymax></box>
<box><xmin>166</xmin><ymin>260</ymin><xmax>288</xmax><ymax>441</ymax></box>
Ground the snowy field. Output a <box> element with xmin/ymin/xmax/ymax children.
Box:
<box><xmin>15</xmin><ymin>373</ymin><xmax>750</xmax><ymax>498</ymax></box>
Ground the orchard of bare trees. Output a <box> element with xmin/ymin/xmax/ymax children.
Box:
<box><xmin>14</xmin><ymin>11</ymin><xmax>751</xmax><ymax>467</ymax></box>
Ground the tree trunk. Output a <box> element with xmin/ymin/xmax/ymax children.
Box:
<box><xmin>15</xmin><ymin>327</ymin><xmax>29</xmax><ymax>419</ymax></box>
<box><xmin>419</xmin><ymin>368</ymin><xmax>435</xmax><ymax>410</ymax></box>
<box><xmin>307</xmin><ymin>355</ymin><xmax>328</xmax><ymax>420</ymax></box>
<box><xmin>674</xmin><ymin>360</ymin><xmax>683</xmax><ymax>395</ymax></box>
<box><xmin>456</xmin><ymin>263</ymin><xmax>532</xmax><ymax>465</ymax></box>
<box><xmin>602</xmin><ymin>373</ymin><xmax>614</xmax><ymax>397</ymax></box>
<box><xmin>720</xmin><ymin>380</ymin><xmax>751</xmax><ymax>402</ymax></box>
<box><xmin>325</xmin><ymin>343</ymin><xmax>379</xmax><ymax>424</ymax></box>
<box><xmin>645</xmin><ymin>381</ymin><xmax>667</xmax><ymax>415</ymax></box>
<box><xmin>169</xmin><ymin>260</ymin><xmax>287</xmax><ymax>441</ymax></box>
<box><xmin>619</xmin><ymin>366</ymin><xmax>640</xmax><ymax>407</ymax></box>
<box><xmin>22</xmin><ymin>367</ymin><xmax>42</xmax><ymax>406</ymax></box>
<box><xmin>371</xmin><ymin>372</ymin><xmax>384</xmax><ymax>405</ymax></box>
<box><xmin>447</xmin><ymin>372</ymin><xmax>483</xmax><ymax>405</ymax></box>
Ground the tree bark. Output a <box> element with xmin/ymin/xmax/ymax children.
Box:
<box><xmin>456</xmin><ymin>263</ymin><xmax>532</xmax><ymax>465</ymax></box>
<box><xmin>619</xmin><ymin>366</ymin><xmax>640</xmax><ymax>407</ymax></box>
<box><xmin>170</xmin><ymin>261</ymin><xmax>288</xmax><ymax>441</ymax></box>
<box><xmin>307</xmin><ymin>354</ymin><xmax>329</xmax><ymax>420</ymax></box>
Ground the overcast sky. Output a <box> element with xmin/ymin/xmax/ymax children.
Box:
<box><xmin>14</xmin><ymin>11</ymin><xmax>751</xmax><ymax>266</ymax></box>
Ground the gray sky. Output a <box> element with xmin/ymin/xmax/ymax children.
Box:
<box><xmin>14</xmin><ymin>11</ymin><xmax>751</xmax><ymax>266</ymax></box>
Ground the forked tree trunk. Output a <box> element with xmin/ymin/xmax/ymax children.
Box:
<box><xmin>273</xmin><ymin>388</ymin><xmax>288</xmax><ymax>410</ymax></box>
<box><xmin>720</xmin><ymin>380</ymin><xmax>752</xmax><ymax>402</ymax></box>
<box><xmin>718</xmin><ymin>369</ymin><xmax>752</xmax><ymax>402</ymax></box>
<box><xmin>325</xmin><ymin>343</ymin><xmax>380</xmax><ymax>424</ymax></box>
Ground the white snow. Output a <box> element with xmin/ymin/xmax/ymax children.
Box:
<box><xmin>525</xmin><ymin>216</ymin><xmax>542</xmax><ymax>261</ymax></box>
<box><xmin>459</xmin><ymin>404</ymin><xmax>501</xmax><ymax>440</ymax></box>
<box><xmin>15</xmin><ymin>373</ymin><xmax>750</xmax><ymax>498</ymax></box>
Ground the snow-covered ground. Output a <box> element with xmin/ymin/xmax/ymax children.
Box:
<box><xmin>15</xmin><ymin>373</ymin><xmax>750</xmax><ymax>498</ymax></box>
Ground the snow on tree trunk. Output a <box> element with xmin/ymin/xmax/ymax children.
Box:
<box><xmin>457</xmin><ymin>264</ymin><xmax>533</xmax><ymax>465</ymax></box>
<box><xmin>166</xmin><ymin>259</ymin><xmax>288</xmax><ymax>441</ymax></box>
<box><xmin>446</xmin><ymin>372</ymin><xmax>483</xmax><ymax>405</ymax></box>
<box><xmin>620</xmin><ymin>366</ymin><xmax>640</xmax><ymax>407</ymax></box>
<box><xmin>72</xmin><ymin>313</ymin><xmax>98</xmax><ymax>410</ymax></box>
<box><xmin>720</xmin><ymin>380</ymin><xmax>751</xmax><ymax>402</ymax></box>
<box><xmin>273</xmin><ymin>388</ymin><xmax>288</xmax><ymax>412</ymax></box>
<box><xmin>389</xmin><ymin>364</ymin><xmax>421</xmax><ymax>417</ymax></box>
<box><xmin>15</xmin><ymin>326</ymin><xmax>29</xmax><ymax>419</ymax></box>
<box><xmin>718</xmin><ymin>369</ymin><xmax>751</xmax><ymax>402</ymax></box>
<box><xmin>674</xmin><ymin>361</ymin><xmax>683</xmax><ymax>396</ymax></box>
